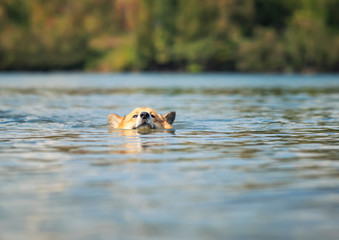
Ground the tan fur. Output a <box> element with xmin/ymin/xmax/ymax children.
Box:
<box><xmin>108</xmin><ymin>107</ymin><xmax>175</xmax><ymax>130</ymax></box>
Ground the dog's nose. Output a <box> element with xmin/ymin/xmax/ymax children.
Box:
<box><xmin>140</xmin><ymin>112</ymin><xmax>150</xmax><ymax>120</ymax></box>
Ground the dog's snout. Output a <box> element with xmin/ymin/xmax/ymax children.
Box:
<box><xmin>140</xmin><ymin>112</ymin><xmax>150</xmax><ymax>120</ymax></box>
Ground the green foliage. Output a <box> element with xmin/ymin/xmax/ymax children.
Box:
<box><xmin>0</xmin><ymin>0</ymin><xmax>338</xmax><ymax>72</ymax></box>
<box><xmin>237</xmin><ymin>28</ymin><xmax>286</xmax><ymax>72</ymax></box>
<box><xmin>253</xmin><ymin>0</ymin><xmax>299</xmax><ymax>29</ymax></box>
<box><xmin>284</xmin><ymin>10</ymin><xmax>339</xmax><ymax>72</ymax></box>
<box><xmin>3</xmin><ymin>0</ymin><xmax>31</xmax><ymax>27</ymax></box>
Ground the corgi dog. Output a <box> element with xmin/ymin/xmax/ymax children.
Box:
<box><xmin>108</xmin><ymin>107</ymin><xmax>175</xmax><ymax>130</ymax></box>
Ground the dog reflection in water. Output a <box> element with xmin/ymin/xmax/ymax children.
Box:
<box><xmin>108</xmin><ymin>107</ymin><xmax>175</xmax><ymax>154</ymax></box>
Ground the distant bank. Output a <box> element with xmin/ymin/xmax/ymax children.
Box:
<box><xmin>1</xmin><ymin>0</ymin><xmax>338</xmax><ymax>73</ymax></box>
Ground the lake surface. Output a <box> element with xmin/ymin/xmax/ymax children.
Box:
<box><xmin>1</xmin><ymin>73</ymin><xmax>339</xmax><ymax>240</ymax></box>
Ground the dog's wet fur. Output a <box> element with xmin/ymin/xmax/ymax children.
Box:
<box><xmin>108</xmin><ymin>107</ymin><xmax>175</xmax><ymax>130</ymax></box>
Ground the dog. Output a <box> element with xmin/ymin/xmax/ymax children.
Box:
<box><xmin>108</xmin><ymin>107</ymin><xmax>175</xmax><ymax>130</ymax></box>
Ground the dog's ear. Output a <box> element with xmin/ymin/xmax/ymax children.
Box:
<box><xmin>108</xmin><ymin>114</ymin><xmax>123</xmax><ymax>128</ymax></box>
<box><xmin>164</xmin><ymin>111</ymin><xmax>176</xmax><ymax>125</ymax></box>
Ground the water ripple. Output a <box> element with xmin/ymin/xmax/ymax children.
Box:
<box><xmin>1</xmin><ymin>74</ymin><xmax>339</xmax><ymax>240</ymax></box>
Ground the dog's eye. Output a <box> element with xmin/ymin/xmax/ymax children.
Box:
<box><xmin>151</xmin><ymin>114</ymin><xmax>155</xmax><ymax>118</ymax></box>
<box><xmin>132</xmin><ymin>115</ymin><xmax>138</xmax><ymax>118</ymax></box>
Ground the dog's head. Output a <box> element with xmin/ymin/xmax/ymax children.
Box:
<box><xmin>108</xmin><ymin>107</ymin><xmax>175</xmax><ymax>130</ymax></box>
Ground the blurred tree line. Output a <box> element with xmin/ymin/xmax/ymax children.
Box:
<box><xmin>0</xmin><ymin>0</ymin><xmax>338</xmax><ymax>72</ymax></box>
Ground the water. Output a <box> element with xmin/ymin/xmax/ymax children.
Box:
<box><xmin>1</xmin><ymin>73</ymin><xmax>339</xmax><ymax>240</ymax></box>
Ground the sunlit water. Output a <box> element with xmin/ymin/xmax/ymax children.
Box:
<box><xmin>1</xmin><ymin>73</ymin><xmax>339</xmax><ymax>240</ymax></box>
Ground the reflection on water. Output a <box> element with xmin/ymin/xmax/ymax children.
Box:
<box><xmin>0</xmin><ymin>74</ymin><xmax>339</xmax><ymax>240</ymax></box>
<box><xmin>106</xmin><ymin>129</ymin><xmax>175</xmax><ymax>155</ymax></box>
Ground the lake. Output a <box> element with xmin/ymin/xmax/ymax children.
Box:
<box><xmin>0</xmin><ymin>73</ymin><xmax>339</xmax><ymax>240</ymax></box>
